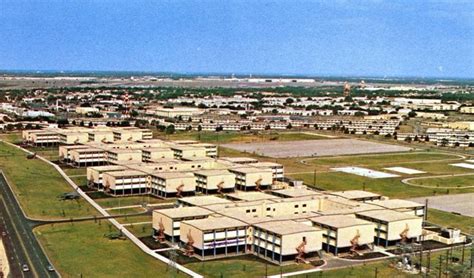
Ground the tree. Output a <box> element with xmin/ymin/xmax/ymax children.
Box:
<box><xmin>197</xmin><ymin>125</ymin><xmax>202</xmax><ymax>132</ymax></box>
<box><xmin>440</xmin><ymin>138</ymin><xmax>449</xmax><ymax>147</ymax></box>
<box><xmin>57</xmin><ymin>119</ymin><xmax>69</xmax><ymax>127</ymax></box>
<box><xmin>156</xmin><ymin>125</ymin><xmax>166</xmax><ymax>132</ymax></box>
<box><xmin>286</xmin><ymin>123</ymin><xmax>292</xmax><ymax>129</ymax></box>
<box><xmin>79</xmin><ymin>121</ymin><xmax>85</xmax><ymax>127</ymax></box>
<box><xmin>408</xmin><ymin>111</ymin><xmax>417</xmax><ymax>118</ymax></box>
<box><xmin>88</xmin><ymin>122</ymin><xmax>93</xmax><ymax>127</ymax></box>
<box><xmin>285</xmin><ymin>98</ymin><xmax>294</xmax><ymax>104</ymax></box>
<box><xmin>130</xmin><ymin>110</ymin><xmax>139</xmax><ymax>117</ymax></box>
<box><xmin>165</xmin><ymin>125</ymin><xmax>175</xmax><ymax>134</ymax></box>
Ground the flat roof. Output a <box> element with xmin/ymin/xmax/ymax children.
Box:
<box><xmin>181</xmin><ymin>156</ymin><xmax>214</xmax><ymax>161</ymax></box>
<box><xmin>251</xmin><ymin>162</ymin><xmax>283</xmax><ymax>168</ymax></box>
<box><xmin>179</xmin><ymin>196</ymin><xmax>233</xmax><ymax>206</ymax></box>
<box><xmin>88</xmin><ymin>130</ymin><xmax>113</xmax><ymax>134</ymax></box>
<box><xmin>229</xmin><ymin>167</ymin><xmax>272</xmax><ymax>174</ymax></box>
<box><xmin>356</xmin><ymin>209</ymin><xmax>420</xmax><ymax>222</ymax></box>
<box><xmin>170</xmin><ymin>145</ymin><xmax>206</xmax><ymax>151</ymax></box>
<box><xmin>221</xmin><ymin>157</ymin><xmax>259</xmax><ymax>163</ymax></box>
<box><xmin>254</xmin><ymin>220</ymin><xmax>321</xmax><ymax>235</ymax></box>
<box><xmin>152</xmin><ymin>172</ymin><xmax>195</xmax><ymax>179</ymax></box>
<box><xmin>330</xmin><ymin>190</ymin><xmax>381</xmax><ymax>200</ymax></box>
<box><xmin>73</xmin><ymin>148</ymin><xmax>105</xmax><ymax>153</ymax></box>
<box><xmin>171</xmin><ymin>140</ymin><xmax>199</xmax><ymax>145</ymax></box>
<box><xmin>193</xmin><ymin>143</ymin><xmax>216</xmax><ymax>147</ymax></box>
<box><xmin>194</xmin><ymin>169</ymin><xmax>234</xmax><ymax>177</ymax></box>
<box><xmin>310</xmin><ymin>215</ymin><xmax>373</xmax><ymax>229</ymax></box>
<box><xmin>107</xmin><ymin>149</ymin><xmax>142</xmax><ymax>154</ymax></box>
<box><xmin>272</xmin><ymin>188</ymin><xmax>323</xmax><ymax>198</ymax></box>
<box><xmin>226</xmin><ymin>191</ymin><xmax>280</xmax><ymax>202</ymax></box>
<box><xmin>59</xmin><ymin>145</ymin><xmax>88</xmax><ymax>150</ymax></box>
<box><xmin>141</xmin><ymin>147</ymin><xmax>173</xmax><ymax>152</ymax></box>
<box><xmin>182</xmin><ymin>216</ymin><xmax>247</xmax><ymax>231</ymax></box>
<box><xmin>369</xmin><ymin>199</ymin><xmax>424</xmax><ymax>209</ymax></box>
<box><xmin>103</xmin><ymin>170</ymin><xmax>147</xmax><ymax>177</ymax></box>
<box><xmin>154</xmin><ymin>207</ymin><xmax>213</xmax><ymax>219</ymax></box>
<box><xmin>88</xmin><ymin>165</ymin><xmax>128</xmax><ymax>171</ymax></box>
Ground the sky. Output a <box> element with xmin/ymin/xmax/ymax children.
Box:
<box><xmin>0</xmin><ymin>0</ymin><xmax>473</xmax><ymax>78</ymax></box>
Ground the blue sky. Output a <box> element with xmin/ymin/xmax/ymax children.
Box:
<box><xmin>0</xmin><ymin>0</ymin><xmax>472</xmax><ymax>78</ymax></box>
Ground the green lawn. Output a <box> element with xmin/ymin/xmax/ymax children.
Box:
<box><xmin>108</xmin><ymin>206</ymin><xmax>147</xmax><ymax>215</ymax></box>
<box><xmin>62</xmin><ymin>168</ymin><xmax>87</xmax><ymax>176</ymax></box>
<box><xmin>410</xmin><ymin>175</ymin><xmax>474</xmax><ymax>188</ymax></box>
<box><xmin>305</xmin><ymin>152</ymin><xmax>463</xmax><ymax>172</ymax></box>
<box><xmin>185</xmin><ymin>256</ymin><xmax>313</xmax><ymax>278</ymax></box>
<box><xmin>288</xmin><ymin>172</ymin><xmax>474</xmax><ymax>199</ymax></box>
<box><xmin>94</xmin><ymin>195</ymin><xmax>174</xmax><ymax>208</ymax></box>
<box><xmin>160</xmin><ymin>131</ymin><xmax>331</xmax><ymax>144</ymax></box>
<box><xmin>117</xmin><ymin>214</ymin><xmax>152</xmax><ymax>225</ymax></box>
<box><xmin>125</xmin><ymin>222</ymin><xmax>153</xmax><ymax>238</ymax></box>
<box><xmin>70</xmin><ymin>176</ymin><xmax>87</xmax><ymax>187</ymax></box>
<box><xmin>0</xmin><ymin>142</ymin><xmax>98</xmax><ymax>219</ymax></box>
<box><xmin>0</xmin><ymin>132</ymin><xmax>21</xmax><ymax>143</ymax></box>
<box><xmin>426</xmin><ymin>209</ymin><xmax>474</xmax><ymax>233</ymax></box>
<box><xmin>34</xmin><ymin>221</ymin><xmax>186</xmax><ymax>278</ymax></box>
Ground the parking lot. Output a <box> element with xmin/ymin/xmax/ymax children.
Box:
<box><xmin>409</xmin><ymin>193</ymin><xmax>474</xmax><ymax>217</ymax></box>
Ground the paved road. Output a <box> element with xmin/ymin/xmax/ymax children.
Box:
<box><xmin>0</xmin><ymin>174</ymin><xmax>58</xmax><ymax>278</ymax></box>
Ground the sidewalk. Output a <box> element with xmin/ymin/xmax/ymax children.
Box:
<box><xmin>0</xmin><ymin>239</ymin><xmax>10</xmax><ymax>278</ymax></box>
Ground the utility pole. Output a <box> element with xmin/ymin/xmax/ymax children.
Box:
<box><xmin>445</xmin><ymin>249</ymin><xmax>449</xmax><ymax>278</ymax></box>
<box><xmin>313</xmin><ymin>169</ymin><xmax>316</xmax><ymax>187</ymax></box>
<box><xmin>438</xmin><ymin>255</ymin><xmax>443</xmax><ymax>278</ymax></box>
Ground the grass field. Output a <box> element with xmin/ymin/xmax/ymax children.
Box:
<box><xmin>185</xmin><ymin>256</ymin><xmax>313</xmax><ymax>278</ymax></box>
<box><xmin>125</xmin><ymin>222</ymin><xmax>153</xmax><ymax>238</ymax></box>
<box><xmin>34</xmin><ymin>221</ymin><xmax>185</xmax><ymax>278</ymax></box>
<box><xmin>107</xmin><ymin>206</ymin><xmax>147</xmax><ymax>215</ymax></box>
<box><xmin>289</xmin><ymin>172</ymin><xmax>474</xmax><ymax>199</ymax></box>
<box><xmin>117</xmin><ymin>214</ymin><xmax>152</xmax><ymax>224</ymax></box>
<box><xmin>303</xmin><ymin>152</ymin><xmax>463</xmax><ymax>172</ymax></box>
<box><xmin>0</xmin><ymin>132</ymin><xmax>21</xmax><ymax>143</ymax></box>
<box><xmin>426</xmin><ymin>209</ymin><xmax>474</xmax><ymax>233</ymax></box>
<box><xmin>159</xmin><ymin>131</ymin><xmax>331</xmax><ymax>144</ymax></box>
<box><xmin>94</xmin><ymin>195</ymin><xmax>174</xmax><ymax>208</ymax></box>
<box><xmin>0</xmin><ymin>142</ymin><xmax>98</xmax><ymax>219</ymax></box>
<box><xmin>410</xmin><ymin>175</ymin><xmax>474</xmax><ymax>188</ymax></box>
<box><xmin>62</xmin><ymin>168</ymin><xmax>87</xmax><ymax>176</ymax></box>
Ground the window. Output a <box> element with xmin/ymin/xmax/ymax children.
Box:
<box><xmin>246</xmin><ymin>209</ymin><xmax>250</xmax><ymax>213</ymax></box>
<box><xmin>302</xmin><ymin>204</ymin><xmax>307</xmax><ymax>207</ymax></box>
<box><xmin>294</xmin><ymin>205</ymin><xmax>299</xmax><ymax>208</ymax></box>
<box><xmin>252</xmin><ymin>209</ymin><xmax>256</xmax><ymax>212</ymax></box>
<box><xmin>266</xmin><ymin>207</ymin><xmax>271</xmax><ymax>211</ymax></box>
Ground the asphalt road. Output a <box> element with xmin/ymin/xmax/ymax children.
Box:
<box><xmin>0</xmin><ymin>174</ymin><xmax>58</xmax><ymax>278</ymax></box>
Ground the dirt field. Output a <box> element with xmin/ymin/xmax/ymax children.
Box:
<box><xmin>222</xmin><ymin>139</ymin><xmax>411</xmax><ymax>158</ymax></box>
<box><xmin>409</xmin><ymin>193</ymin><xmax>474</xmax><ymax>217</ymax></box>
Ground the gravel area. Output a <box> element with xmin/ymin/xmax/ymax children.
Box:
<box><xmin>223</xmin><ymin>139</ymin><xmax>411</xmax><ymax>158</ymax></box>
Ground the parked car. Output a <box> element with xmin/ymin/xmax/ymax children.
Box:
<box><xmin>22</xmin><ymin>264</ymin><xmax>30</xmax><ymax>272</ymax></box>
<box><xmin>46</xmin><ymin>265</ymin><xmax>55</xmax><ymax>272</ymax></box>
